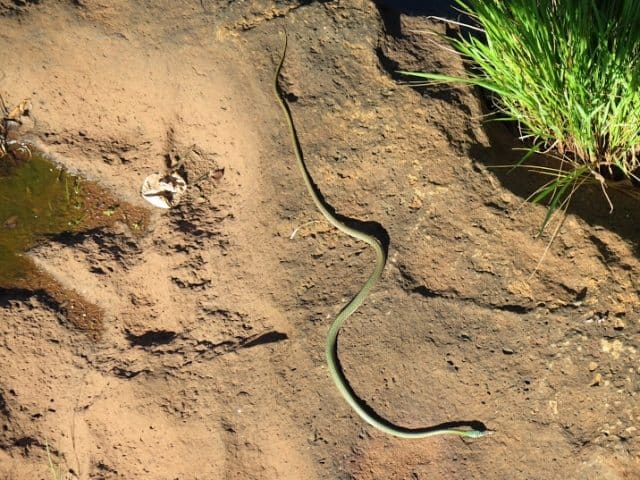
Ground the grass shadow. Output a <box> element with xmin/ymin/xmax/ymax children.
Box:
<box><xmin>469</xmin><ymin>115</ymin><xmax>640</xmax><ymax>257</ymax></box>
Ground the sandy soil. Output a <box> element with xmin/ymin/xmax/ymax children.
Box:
<box><xmin>0</xmin><ymin>1</ymin><xmax>638</xmax><ymax>479</ymax></box>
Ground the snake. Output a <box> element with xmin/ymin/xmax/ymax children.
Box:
<box><xmin>274</xmin><ymin>32</ymin><xmax>490</xmax><ymax>439</ymax></box>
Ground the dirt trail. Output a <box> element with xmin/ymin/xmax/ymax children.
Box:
<box><xmin>0</xmin><ymin>1</ymin><xmax>638</xmax><ymax>479</ymax></box>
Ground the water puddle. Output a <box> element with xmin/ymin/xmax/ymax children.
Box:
<box><xmin>0</xmin><ymin>151</ymin><xmax>148</xmax><ymax>337</ymax></box>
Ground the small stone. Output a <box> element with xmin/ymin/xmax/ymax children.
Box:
<box><xmin>590</xmin><ymin>373</ymin><xmax>602</xmax><ymax>387</ymax></box>
<box><xmin>409</xmin><ymin>195</ymin><xmax>423</xmax><ymax>210</ymax></box>
<box><xmin>502</xmin><ymin>347</ymin><xmax>514</xmax><ymax>355</ymax></box>
<box><xmin>613</xmin><ymin>318</ymin><xmax>625</xmax><ymax>330</ymax></box>
<box><xmin>588</xmin><ymin>361</ymin><xmax>598</xmax><ymax>372</ymax></box>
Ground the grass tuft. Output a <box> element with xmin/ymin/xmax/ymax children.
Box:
<box><xmin>400</xmin><ymin>0</ymin><xmax>640</xmax><ymax>229</ymax></box>
<box><xmin>46</xmin><ymin>442</ymin><xmax>65</xmax><ymax>480</ymax></box>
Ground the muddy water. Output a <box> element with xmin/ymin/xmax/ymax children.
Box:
<box><xmin>0</xmin><ymin>153</ymin><xmax>86</xmax><ymax>287</ymax></box>
<box><xmin>0</xmin><ymin>151</ymin><xmax>148</xmax><ymax>335</ymax></box>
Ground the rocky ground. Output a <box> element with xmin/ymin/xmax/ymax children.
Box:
<box><xmin>0</xmin><ymin>1</ymin><xmax>638</xmax><ymax>479</ymax></box>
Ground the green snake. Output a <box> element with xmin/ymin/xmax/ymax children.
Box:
<box><xmin>274</xmin><ymin>32</ymin><xmax>489</xmax><ymax>439</ymax></box>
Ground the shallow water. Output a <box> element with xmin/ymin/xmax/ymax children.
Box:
<box><xmin>0</xmin><ymin>153</ymin><xmax>85</xmax><ymax>287</ymax></box>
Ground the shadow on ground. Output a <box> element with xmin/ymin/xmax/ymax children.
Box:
<box><xmin>468</xmin><ymin>113</ymin><xmax>640</xmax><ymax>257</ymax></box>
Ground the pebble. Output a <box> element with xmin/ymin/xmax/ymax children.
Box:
<box><xmin>588</xmin><ymin>361</ymin><xmax>598</xmax><ymax>372</ymax></box>
<box><xmin>409</xmin><ymin>195</ymin><xmax>423</xmax><ymax>210</ymax></box>
<box><xmin>590</xmin><ymin>373</ymin><xmax>602</xmax><ymax>387</ymax></box>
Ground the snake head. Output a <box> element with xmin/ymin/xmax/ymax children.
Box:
<box><xmin>464</xmin><ymin>429</ymin><xmax>495</xmax><ymax>439</ymax></box>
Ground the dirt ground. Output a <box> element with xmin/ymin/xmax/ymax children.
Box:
<box><xmin>0</xmin><ymin>1</ymin><xmax>638</xmax><ymax>479</ymax></box>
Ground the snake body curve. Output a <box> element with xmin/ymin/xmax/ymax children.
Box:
<box><xmin>274</xmin><ymin>33</ymin><xmax>489</xmax><ymax>439</ymax></box>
